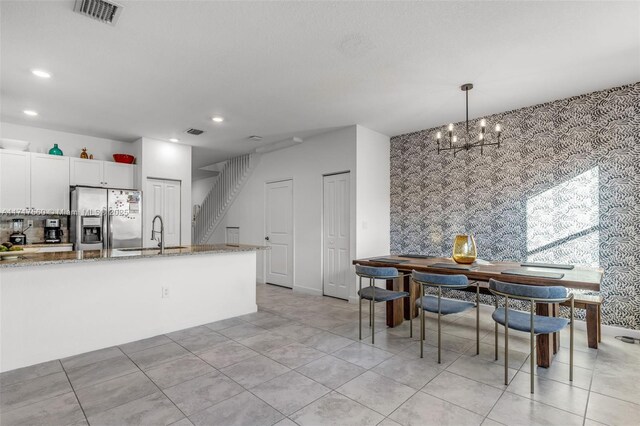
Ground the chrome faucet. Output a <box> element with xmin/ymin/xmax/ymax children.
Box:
<box><xmin>151</xmin><ymin>215</ymin><xmax>165</xmax><ymax>253</ymax></box>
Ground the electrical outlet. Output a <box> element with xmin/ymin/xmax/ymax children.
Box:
<box><xmin>161</xmin><ymin>287</ymin><xmax>170</xmax><ymax>298</ymax></box>
<box><xmin>27</xmin><ymin>220</ymin><xmax>34</xmax><ymax>228</ymax></box>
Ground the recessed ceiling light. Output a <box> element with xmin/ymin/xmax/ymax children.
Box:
<box><xmin>169</xmin><ymin>138</ymin><xmax>179</xmax><ymax>143</ymax></box>
<box><xmin>23</xmin><ymin>110</ymin><xmax>38</xmax><ymax>116</ymax></box>
<box><xmin>31</xmin><ymin>69</ymin><xmax>51</xmax><ymax>78</ymax></box>
<box><xmin>211</xmin><ymin>116</ymin><xmax>224</xmax><ymax>123</ymax></box>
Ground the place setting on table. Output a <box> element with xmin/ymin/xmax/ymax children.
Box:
<box><xmin>352</xmin><ymin>233</ymin><xmax>604</xmax><ymax>367</ymax></box>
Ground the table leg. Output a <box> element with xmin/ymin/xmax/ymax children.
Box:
<box><xmin>536</xmin><ymin>302</ymin><xmax>560</xmax><ymax>368</ymax></box>
<box><xmin>586</xmin><ymin>304</ymin><xmax>599</xmax><ymax>349</ymax></box>
<box><xmin>403</xmin><ymin>275</ymin><xmax>419</xmax><ymax>321</ymax></box>
<box><xmin>386</xmin><ymin>278</ymin><xmax>404</xmax><ymax>327</ymax></box>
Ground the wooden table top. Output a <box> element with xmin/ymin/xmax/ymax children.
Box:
<box><xmin>353</xmin><ymin>255</ymin><xmax>603</xmax><ymax>291</ymax></box>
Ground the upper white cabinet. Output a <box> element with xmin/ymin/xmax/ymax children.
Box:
<box><xmin>0</xmin><ymin>152</ymin><xmax>138</xmax><ymax>213</ymax></box>
<box><xmin>70</xmin><ymin>158</ymin><xmax>102</xmax><ymax>186</ymax></box>
<box><xmin>70</xmin><ymin>158</ymin><xmax>136</xmax><ymax>189</ymax></box>
<box><xmin>103</xmin><ymin>161</ymin><xmax>135</xmax><ymax>189</ymax></box>
<box><xmin>30</xmin><ymin>154</ymin><xmax>70</xmax><ymax>211</ymax></box>
<box><xmin>0</xmin><ymin>150</ymin><xmax>31</xmax><ymax>211</ymax></box>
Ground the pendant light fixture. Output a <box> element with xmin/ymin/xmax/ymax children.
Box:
<box><xmin>436</xmin><ymin>83</ymin><xmax>502</xmax><ymax>156</ymax></box>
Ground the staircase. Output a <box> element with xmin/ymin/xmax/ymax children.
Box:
<box><xmin>193</xmin><ymin>153</ymin><xmax>258</xmax><ymax>244</ymax></box>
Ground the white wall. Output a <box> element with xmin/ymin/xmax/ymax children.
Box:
<box><xmin>0</xmin><ymin>122</ymin><xmax>134</xmax><ymax>161</ymax></box>
<box><xmin>210</xmin><ymin>126</ymin><xmax>358</xmax><ymax>296</ymax></box>
<box><xmin>192</xmin><ymin>176</ymin><xmax>217</xmax><ymax>206</ymax></box>
<box><xmin>134</xmin><ymin>138</ymin><xmax>192</xmax><ymax>246</ymax></box>
<box><xmin>355</xmin><ymin>125</ymin><xmax>391</xmax><ymax>259</ymax></box>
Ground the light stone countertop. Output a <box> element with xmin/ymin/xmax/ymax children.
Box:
<box><xmin>0</xmin><ymin>244</ymin><xmax>268</xmax><ymax>268</ymax></box>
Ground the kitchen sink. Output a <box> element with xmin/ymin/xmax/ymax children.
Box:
<box><xmin>117</xmin><ymin>246</ymin><xmax>187</xmax><ymax>252</ymax></box>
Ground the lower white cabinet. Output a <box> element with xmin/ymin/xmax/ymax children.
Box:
<box><xmin>70</xmin><ymin>158</ymin><xmax>136</xmax><ymax>189</ymax></box>
<box><xmin>30</xmin><ymin>154</ymin><xmax>70</xmax><ymax>212</ymax></box>
<box><xmin>0</xmin><ymin>150</ymin><xmax>31</xmax><ymax>211</ymax></box>
<box><xmin>144</xmin><ymin>178</ymin><xmax>181</xmax><ymax>247</ymax></box>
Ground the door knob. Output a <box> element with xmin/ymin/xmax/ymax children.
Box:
<box><xmin>265</xmin><ymin>236</ymin><xmax>270</xmax><ymax>241</ymax></box>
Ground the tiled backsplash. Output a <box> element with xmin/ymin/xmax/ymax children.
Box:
<box><xmin>0</xmin><ymin>216</ymin><xmax>69</xmax><ymax>245</ymax></box>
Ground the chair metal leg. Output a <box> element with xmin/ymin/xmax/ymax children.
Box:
<box><xmin>494</xmin><ymin>296</ymin><xmax>499</xmax><ymax>361</ymax></box>
<box><xmin>409</xmin><ymin>280</ymin><xmax>413</xmax><ymax>339</ymax></box>
<box><xmin>372</xmin><ymin>282</ymin><xmax>375</xmax><ymax>344</ymax></box>
<box><xmin>369</xmin><ymin>278</ymin><xmax>372</xmax><ymax>327</ymax></box>
<box><xmin>495</xmin><ymin>323</ymin><xmax>498</xmax><ymax>361</ymax></box>
<box><xmin>437</xmin><ymin>286</ymin><xmax>442</xmax><ymax>364</ymax></box>
<box><xmin>420</xmin><ymin>305</ymin><xmax>425</xmax><ymax>359</ymax></box>
<box><xmin>570</xmin><ymin>297</ymin><xmax>574</xmax><ymax>382</ymax></box>
<box><xmin>358</xmin><ymin>276</ymin><xmax>362</xmax><ymax>341</ymax></box>
<box><xmin>530</xmin><ymin>300</ymin><xmax>535</xmax><ymax>394</ymax></box>
<box><xmin>421</xmin><ymin>284</ymin><xmax>426</xmax><ymax>340</ymax></box>
<box><xmin>476</xmin><ymin>284</ymin><xmax>480</xmax><ymax>355</ymax></box>
<box><xmin>504</xmin><ymin>296</ymin><xmax>509</xmax><ymax>386</ymax></box>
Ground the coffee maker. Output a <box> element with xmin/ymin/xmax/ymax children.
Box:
<box><xmin>44</xmin><ymin>218</ymin><xmax>64</xmax><ymax>243</ymax></box>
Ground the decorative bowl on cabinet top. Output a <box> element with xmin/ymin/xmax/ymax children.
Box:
<box><xmin>0</xmin><ymin>138</ymin><xmax>30</xmax><ymax>151</ymax></box>
<box><xmin>113</xmin><ymin>154</ymin><xmax>135</xmax><ymax>164</ymax></box>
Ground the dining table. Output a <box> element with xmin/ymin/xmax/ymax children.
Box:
<box><xmin>352</xmin><ymin>255</ymin><xmax>603</xmax><ymax>368</ymax></box>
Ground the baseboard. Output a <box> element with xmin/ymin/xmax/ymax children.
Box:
<box><xmin>293</xmin><ymin>285</ymin><xmax>323</xmax><ymax>297</ymax></box>
<box><xmin>599</xmin><ymin>322</ymin><xmax>640</xmax><ymax>339</ymax></box>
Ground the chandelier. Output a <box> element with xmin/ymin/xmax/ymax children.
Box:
<box><xmin>436</xmin><ymin>83</ymin><xmax>502</xmax><ymax>156</ymax></box>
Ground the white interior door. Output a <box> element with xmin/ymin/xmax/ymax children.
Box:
<box><xmin>265</xmin><ymin>179</ymin><xmax>293</xmax><ymax>288</ymax></box>
<box><xmin>323</xmin><ymin>172</ymin><xmax>350</xmax><ymax>300</ymax></box>
<box><xmin>144</xmin><ymin>178</ymin><xmax>181</xmax><ymax>248</ymax></box>
<box><xmin>163</xmin><ymin>181</ymin><xmax>181</xmax><ymax>246</ymax></box>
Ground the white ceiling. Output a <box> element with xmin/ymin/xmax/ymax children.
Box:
<box><xmin>2</xmin><ymin>1</ymin><xmax>639</xmax><ymax>177</ymax></box>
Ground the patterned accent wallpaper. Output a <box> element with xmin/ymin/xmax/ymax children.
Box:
<box><xmin>390</xmin><ymin>82</ymin><xmax>640</xmax><ymax>330</ymax></box>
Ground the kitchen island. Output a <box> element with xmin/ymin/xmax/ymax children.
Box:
<box><xmin>0</xmin><ymin>244</ymin><xmax>266</xmax><ymax>372</ymax></box>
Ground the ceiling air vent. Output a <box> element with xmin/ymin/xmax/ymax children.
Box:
<box><xmin>248</xmin><ymin>135</ymin><xmax>263</xmax><ymax>142</ymax></box>
<box><xmin>185</xmin><ymin>128</ymin><xmax>205</xmax><ymax>135</ymax></box>
<box><xmin>74</xmin><ymin>0</ymin><xmax>123</xmax><ymax>25</ymax></box>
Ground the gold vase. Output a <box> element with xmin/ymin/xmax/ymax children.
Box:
<box><xmin>452</xmin><ymin>234</ymin><xmax>477</xmax><ymax>264</ymax></box>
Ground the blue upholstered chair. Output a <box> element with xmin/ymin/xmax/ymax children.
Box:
<box><xmin>355</xmin><ymin>265</ymin><xmax>410</xmax><ymax>344</ymax></box>
<box><xmin>411</xmin><ymin>271</ymin><xmax>480</xmax><ymax>362</ymax></box>
<box><xmin>488</xmin><ymin>278</ymin><xmax>574</xmax><ymax>394</ymax></box>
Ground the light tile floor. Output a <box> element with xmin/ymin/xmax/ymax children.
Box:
<box><xmin>1</xmin><ymin>283</ymin><xmax>639</xmax><ymax>425</ymax></box>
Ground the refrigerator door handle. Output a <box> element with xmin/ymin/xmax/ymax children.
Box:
<box><xmin>101</xmin><ymin>209</ymin><xmax>109</xmax><ymax>251</ymax></box>
<box><xmin>108</xmin><ymin>211</ymin><xmax>114</xmax><ymax>251</ymax></box>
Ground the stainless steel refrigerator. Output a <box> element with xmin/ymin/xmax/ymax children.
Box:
<box><xmin>70</xmin><ymin>186</ymin><xmax>142</xmax><ymax>251</ymax></box>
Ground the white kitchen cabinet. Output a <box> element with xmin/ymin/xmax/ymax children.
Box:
<box><xmin>144</xmin><ymin>178</ymin><xmax>181</xmax><ymax>247</ymax></box>
<box><xmin>30</xmin><ymin>154</ymin><xmax>70</xmax><ymax>212</ymax></box>
<box><xmin>0</xmin><ymin>150</ymin><xmax>31</xmax><ymax>211</ymax></box>
<box><xmin>103</xmin><ymin>161</ymin><xmax>135</xmax><ymax>189</ymax></box>
<box><xmin>70</xmin><ymin>158</ymin><xmax>103</xmax><ymax>186</ymax></box>
<box><xmin>70</xmin><ymin>158</ymin><xmax>136</xmax><ymax>189</ymax></box>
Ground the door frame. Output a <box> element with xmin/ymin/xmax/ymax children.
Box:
<box><xmin>263</xmin><ymin>178</ymin><xmax>294</xmax><ymax>288</ymax></box>
<box><xmin>321</xmin><ymin>171</ymin><xmax>352</xmax><ymax>299</ymax></box>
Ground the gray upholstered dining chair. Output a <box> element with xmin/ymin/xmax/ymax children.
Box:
<box><xmin>411</xmin><ymin>271</ymin><xmax>480</xmax><ymax>362</ymax></box>
<box><xmin>355</xmin><ymin>265</ymin><xmax>410</xmax><ymax>344</ymax></box>
<box><xmin>488</xmin><ymin>278</ymin><xmax>574</xmax><ymax>394</ymax></box>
